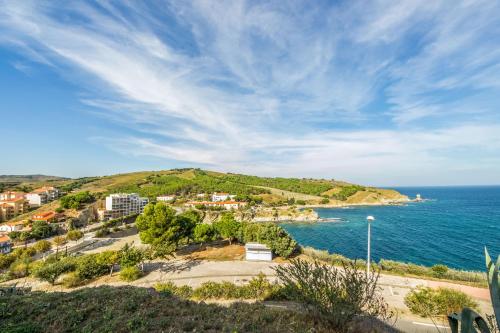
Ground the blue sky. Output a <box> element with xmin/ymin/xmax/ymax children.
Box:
<box><xmin>1</xmin><ymin>1</ymin><xmax>500</xmax><ymax>186</ymax></box>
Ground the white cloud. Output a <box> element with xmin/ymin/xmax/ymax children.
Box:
<box><xmin>1</xmin><ymin>0</ymin><xmax>500</xmax><ymax>185</ymax></box>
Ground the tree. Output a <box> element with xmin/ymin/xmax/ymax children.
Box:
<box><xmin>213</xmin><ymin>213</ymin><xmax>240</xmax><ymax>245</ymax></box>
<box><xmin>193</xmin><ymin>224</ymin><xmax>217</xmax><ymax>247</ymax></box>
<box><xmin>96</xmin><ymin>250</ymin><xmax>120</xmax><ymax>276</ymax></box>
<box><xmin>75</xmin><ymin>254</ymin><xmax>108</xmax><ymax>280</ymax></box>
<box><xmin>33</xmin><ymin>240</ymin><xmax>52</xmax><ymax>253</ymax></box>
<box><xmin>31</xmin><ymin>221</ymin><xmax>55</xmax><ymax>239</ymax></box>
<box><xmin>119</xmin><ymin>243</ymin><xmax>144</xmax><ymax>270</ymax></box>
<box><xmin>135</xmin><ymin>203</ymin><xmax>196</xmax><ymax>254</ymax></box>
<box><xmin>66</xmin><ymin>230</ymin><xmax>84</xmax><ymax>242</ymax></box>
<box><xmin>53</xmin><ymin>236</ymin><xmax>67</xmax><ymax>254</ymax></box>
<box><xmin>33</xmin><ymin>259</ymin><xmax>75</xmax><ymax>285</ymax></box>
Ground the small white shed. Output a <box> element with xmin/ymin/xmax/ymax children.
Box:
<box><xmin>245</xmin><ymin>242</ymin><xmax>272</xmax><ymax>261</ymax></box>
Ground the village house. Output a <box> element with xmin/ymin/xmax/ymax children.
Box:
<box><xmin>157</xmin><ymin>195</ymin><xmax>175</xmax><ymax>202</ymax></box>
<box><xmin>0</xmin><ymin>220</ymin><xmax>27</xmax><ymax>233</ymax></box>
<box><xmin>211</xmin><ymin>192</ymin><xmax>236</xmax><ymax>202</ymax></box>
<box><xmin>31</xmin><ymin>211</ymin><xmax>57</xmax><ymax>223</ymax></box>
<box><xmin>186</xmin><ymin>200</ymin><xmax>246</xmax><ymax>210</ymax></box>
<box><xmin>0</xmin><ymin>235</ymin><xmax>12</xmax><ymax>254</ymax></box>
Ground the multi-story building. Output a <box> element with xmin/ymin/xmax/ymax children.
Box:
<box><xmin>26</xmin><ymin>186</ymin><xmax>59</xmax><ymax>207</ymax></box>
<box><xmin>0</xmin><ymin>198</ymin><xmax>29</xmax><ymax>222</ymax></box>
<box><xmin>0</xmin><ymin>191</ymin><xmax>25</xmax><ymax>201</ymax></box>
<box><xmin>25</xmin><ymin>192</ymin><xmax>48</xmax><ymax>207</ymax></box>
<box><xmin>212</xmin><ymin>192</ymin><xmax>236</xmax><ymax>202</ymax></box>
<box><xmin>98</xmin><ymin>193</ymin><xmax>149</xmax><ymax>220</ymax></box>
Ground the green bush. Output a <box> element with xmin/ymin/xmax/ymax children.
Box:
<box><xmin>95</xmin><ymin>228</ymin><xmax>110</xmax><ymax>238</ymax></box>
<box><xmin>60</xmin><ymin>191</ymin><xmax>95</xmax><ymax>210</ymax></box>
<box><xmin>9</xmin><ymin>259</ymin><xmax>32</xmax><ymax>278</ymax></box>
<box><xmin>62</xmin><ymin>271</ymin><xmax>83</xmax><ymax>288</ymax></box>
<box><xmin>320</xmin><ymin>198</ymin><xmax>329</xmax><ymax>204</ymax></box>
<box><xmin>33</xmin><ymin>259</ymin><xmax>76</xmax><ymax>285</ymax></box>
<box><xmin>193</xmin><ymin>224</ymin><xmax>218</xmax><ymax>245</ymax></box>
<box><xmin>296</xmin><ymin>200</ymin><xmax>306</xmax><ymax>205</ymax></box>
<box><xmin>66</xmin><ymin>230</ymin><xmax>84</xmax><ymax>242</ymax></box>
<box><xmin>431</xmin><ymin>264</ymin><xmax>448</xmax><ymax>278</ymax></box>
<box><xmin>75</xmin><ymin>254</ymin><xmax>109</xmax><ymax>281</ymax></box>
<box><xmin>33</xmin><ymin>240</ymin><xmax>52</xmax><ymax>253</ymax></box>
<box><xmin>154</xmin><ymin>282</ymin><xmax>194</xmax><ymax>298</ymax></box>
<box><xmin>404</xmin><ymin>287</ymin><xmax>478</xmax><ymax>317</ymax></box>
<box><xmin>274</xmin><ymin>259</ymin><xmax>390</xmax><ymax>330</ymax></box>
<box><xmin>119</xmin><ymin>266</ymin><xmax>142</xmax><ymax>282</ymax></box>
<box><xmin>154</xmin><ymin>274</ymin><xmax>276</xmax><ymax>301</ymax></box>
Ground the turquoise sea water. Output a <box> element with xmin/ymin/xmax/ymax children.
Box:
<box><xmin>281</xmin><ymin>186</ymin><xmax>500</xmax><ymax>271</ymax></box>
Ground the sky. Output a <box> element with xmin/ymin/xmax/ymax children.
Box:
<box><xmin>1</xmin><ymin>0</ymin><xmax>500</xmax><ymax>186</ymax></box>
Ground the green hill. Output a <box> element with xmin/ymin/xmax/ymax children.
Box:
<box><xmin>73</xmin><ymin>168</ymin><xmax>407</xmax><ymax>205</ymax></box>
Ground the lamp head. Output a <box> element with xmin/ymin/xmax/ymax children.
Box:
<box><xmin>366</xmin><ymin>216</ymin><xmax>375</xmax><ymax>222</ymax></box>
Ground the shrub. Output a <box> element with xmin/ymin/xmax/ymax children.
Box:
<box><xmin>154</xmin><ymin>282</ymin><xmax>194</xmax><ymax>298</ymax></box>
<box><xmin>62</xmin><ymin>272</ymin><xmax>83</xmax><ymax>288</ymax></box>
<box><xmin>66</xmin><ymin>230</ymin><xmax>84</xmax><ymax>242</ymax></box>
<box><xmin>119</xmin><ymin>266</ymin><xmax>142</xmax><ymax>282</ymax></box>
<box><xmin>33</xmin><ymin>240</ymin><xmax>52</xmax><ymax>253</ymax></box>
<box><xmin>53</xmin><ymin>235</ymin><xmax>67</xmax><ymax>248</ymax></box>
<box><xmin>75</xmin><ymin>254</ymin><xmax>109</xmax><ymax>281</ymax></box>
<box><xmin>95</xmin><ymin>228</ymin><xmax>110</xmax><ymax>238</ymax></box>
<box><xmin>404</xmin><ymin>287</ymin><xmax>478</xmax><ymax>318</ymax></box>
<box><xmin>273</xmin><ymin>259</ymin><xmax>391</xmax><ymax>330</ymax></box>
<box><xmin>9</xmin><ymin>259</ymin><xmax>32</xmax><ymax>278</ymax></box>
<box><xmin>320</xmin><ymin>198</ymin><xmax>329</xmax><ymax>204</ymax></box>
<box><xmin>431</xmin><ymin>264</ymin><xmax>448</xmax><ymax>278</ymax></box>
<box><xmin>55</xmin><ymin>207</ymin><xmax>64</xmax><ymax>214</ymax></box>
<box><xmin>33</xmin><ymin>259</ymin><xmax>76</xmax><ymax>285</ymax></box>
<box><xmin>296</xmin><ymin>200</ymin><xmax>306</xmax><ymax>205</ymax></box>
<box><xmin>0</xmin><ymin>254</ymin><xmax>16</xmax><ymax>269</ymax></box>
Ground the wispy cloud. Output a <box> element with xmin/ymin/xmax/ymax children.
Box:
<box><xmin>1</xmin><ymin>0</ymin><xmax>500</xmax><ymax>185</ymax></box>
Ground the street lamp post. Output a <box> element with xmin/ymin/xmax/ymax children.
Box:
<box><xmin>366</xmin><ymin>216</ymin><xmax>375</xmax><ymax>276</ymax></box>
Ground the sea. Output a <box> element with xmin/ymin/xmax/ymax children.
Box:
<box><xmin>281</xmin><ymin>186</ymin><xmax>500</xmax><ymax>271</ymax></box>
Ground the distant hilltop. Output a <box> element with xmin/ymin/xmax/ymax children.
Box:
<box><xmin>0</xmin><ymin>174</ymin><xmax>68</xmax><ymax>183</ymax></box>
<box><xmin>0</xmin><ymin>168</ymin><xmax>408</xmax><ymax>206</ymax></box>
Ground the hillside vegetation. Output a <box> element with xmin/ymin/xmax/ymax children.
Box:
<box><xmin>77</xmin><ymin>169</ymin><xmax>406</xmax><ymax>204</ymax></box>
<box><xmin>2</xmin><ymin>169</ymin><xmax>408</xmax><ymax>206</ymax></box>
<box><xmin>0</xmin><ymin>286</ymin><xmax>334</xmax><ymax>333</ymax></box>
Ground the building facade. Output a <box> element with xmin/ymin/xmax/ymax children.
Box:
<box><xmin>26</xmin><ymin>186</ymin><xmax>59</xmax><ymax>207</ymax></box>
<box><xmin>212</xmin><ymin>192</ymin><xmax>236</xmax><ymax>202</ymax></box>
<box><xmin>0</xmin><ymin>198</ymin><xmax>29</xmax><ymax>222</ymax></box>
<box><xmin>99</xmin><ymin>193</ymin><xmax>149</xmax><ymax>220</ymax></box>
<box><xmin>0</xmin><ymin>235</ymin><xmax>12</xmax><ymax>254</ymax></box>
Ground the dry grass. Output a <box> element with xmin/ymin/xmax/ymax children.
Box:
<box><xmin>180</xmin><ymin>243</ymin><xmax>246</xmax><ymax>261</ymax></box>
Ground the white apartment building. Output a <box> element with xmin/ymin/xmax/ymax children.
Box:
<box><xmin>25</xmin><ymin>186</ymin><xmax>60</xmax><ymax>207</ymax></box>
<box><xmin>26</xmin><ymin>192</ymin><xmax>48</xmax><ymax>207</ymax></box>
<box><xmin>212</xmin><ymin>192</ymin><xmax>236</xmax><ymax>202</ymax></box>
<box><xmin>100</xmin><ymin>193</ymin><xmax>149</xmax><ymax>220</ymax></box>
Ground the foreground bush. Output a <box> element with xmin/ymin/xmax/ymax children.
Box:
<box><xmin>154</xmin><ymin>273</ymin><xmax>277</xmax><ymax>301</ymax></box>
<box><xmin>274</xmin><ymin>259</ymin><xmax>391</xmax><ymax>331</ymax></box>
<box><xmin>404</xmin><ymin>286</ymin><xmax>478</xmax><ymax>318</ymax></box>
<box><xmin>0</xmin><ymin>286</ymin><xmax>335</xmax><ymax>332</ymax></box>
<box><xmin>119</xmin><ymin>266</ymin><xmax>142</xmax><ymax>282</ymax></box>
